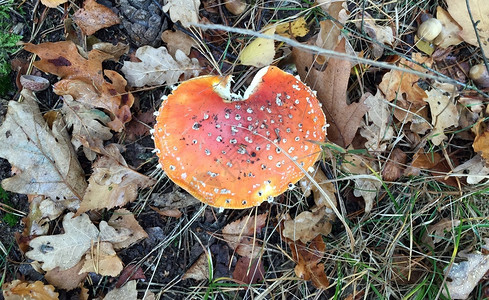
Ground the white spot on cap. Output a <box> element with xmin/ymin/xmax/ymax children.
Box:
<box><xmin>181</xmin><ymin>173</ymin><xmax>187</xmax><ymax>179</ymax></box>
<box><xmin>308</xmin><ymin>166</ymin><xmax>315</xmax><ymax>173</ymax></box>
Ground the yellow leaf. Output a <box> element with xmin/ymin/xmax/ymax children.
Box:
<box><xmin>239</xmin><ymin>27</ymin><xmax>275</xmax><ymax>67</ymax></box>
<box><xmin>275</xmin><ymin>17</ymin><xmax>309</xmax><ymax>38</ymax></box>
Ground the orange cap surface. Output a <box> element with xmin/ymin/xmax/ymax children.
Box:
<box><xmin>153</xmin><ymin>66</ymin><xmax>327</xmax><ymax>209</ymax></box>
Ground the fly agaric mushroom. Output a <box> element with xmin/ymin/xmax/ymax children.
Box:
<box><xmin>153</xmin><ymin>66</ymin><xmax>327</xmax><ymax>209</ymax></box>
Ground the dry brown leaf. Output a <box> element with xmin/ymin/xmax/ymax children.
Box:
<box><xmin>121</xmin><ymin>46</ymin><xmax>201</xmax><ymax>87</ymax></box>
<box><xmin>423</xmin><ymin>83</ymin><xmax>459</xmax><ymax>145</ymax></box>
<box><xmin>115</xmin><ymin>265</ymin><xmax>146</xmax><ymax>288</ymax></box>
<box><xmin>0</xmin><ymin>89</ymin><xmax>87</xmax><ymax>201</ymax></box>
<box><xmin>443</xmin><ymin>239</ymin><xmax>489</xmax><ymax>299</ymax></box>
<box><xmin>352</xmin><ymin>12</ymin><xmax>393</xmax><ymax>58</ymax></box>
<box><xmin>2</xmin><ymin>280</ymin><xmax>58</xmax><ymax>300</ymax></box>
<box><xmin>72</xmin><ymin>0</ymin><xmax>121</xmax><ymax>36</ymax></box>
<box><xmin>151</xmin><ymin>206</ymin><xmax>183</xmax><ymax>219</ymax></box>
<box><xmin>282</xmin><ymin>209</ymin><xmax>333</xmax><ymax>243</ymax></box>
<box><xmin>182</xmin><ymin>252</ymin><xmax>210</xmax><ymax>281</ymax></box>
<box><xmin>161</xmin><ymin>30</ymin><xmax>196</xmax><ymax>56</ymax></box>
<box><xmin>360</xmin><ymin>91</ymin><xmax>395</xmax><ymax>152</ymax></box>
<box><xmin>473</xmin><ymin>120</ymin><xmax>489</xmax><ymax>163</ymax></box>
<box><xmin>453</xmin><ymin>154</ymin><xmax>489</xmax><ymax>184</ymax></box>
<box><xmin>406</xmin><ymin>148</ymin><xmax>458</xmax><ymax>186</ymax></box>
<box><xmin>77</xmin><ymin>144</ymin><xmax>156</xmax><ymax>214</ymax></box>
<box><xmin>421</xmin><ymin>218</ymin><xmax>460</xmax><ymax>248</ymax></box>
<box><xmin>62</xmin><ymin>95</ymin><xmax>113</xmax><ymax>161</ymax></box>
<box><xmin>92</xmin><ymin>42</ymin><xmax>129</xmax><ymax>60</ymax></box>
<box><xmin>232</xmin><ymin>256</ymin><xmax>265</xmax><ymax>285</ymax></box>
<box><xmin>288</xmin><ymin>236</ymin><xmax>329</xmax><ymax>289</ymax></box>
<box><xmin>294</xmin><ymin>39</ymin><xmax>368</xmax><ymax>147</ymax></box>
<box><xmin>299</xmin><ymin>168</ymin><xmax>337</xmax><ymax>209</ymax></box>
<box><xmin>104</xmin><ymin>280</ymin><xmax>137</xmax><ymax>300</ymax></box>
<box><xmin>446</xmin><ymin>0</ymin><xmax>489</xmax><ymax>57</ymax></box>
<box><xmin>108</xmin><ymin>209</ymin><xmax>148</xmax><ymax>250</ymax></box>
<box><xmin>23</xmin><ymin>41</ymin><xmax>134</xmax><ymax>131</ymax></box>
<box><xmin>80</xmin><ymin>242</ymin><xmax>123</xmax><ymax>277</ymax></box>
<box><xmin>379</xmin><ymin>54</ymin><xmax>431</xmax><ymax>105</ymax></box>
<box><xmin>315</xmin><ymin>0</ymin><xmax>349</xmax><ymax>63</ymax></box>
<box><xmin>434</xmin><ymin>6</ymin><xmax>464</xmax><ymax>48</ymax></box>
<box><xmin>222</xmin><ymin>213</ymin><xmax>267</xmax><ymax>258</ymax></box>
<box><xmin>382</xmin><ymin>148</ymin><xmax>407</xmax><ymax>181</ymax></box>
<box><xmin>162</xmin><ymin>0</ymin><xmax>200</xmax><ymax>28</ymax></box>
<box><xmin>45</xmin><ymin>260</ymin><xmax>87</xmax><ymax>291</ymax></box>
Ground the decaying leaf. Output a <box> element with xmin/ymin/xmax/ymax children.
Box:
<box><xmin>24</xmin><ymin>41</ymin><xmax>134</xmax><ymax>131</ymax></box>
<box><xmin>2</xmin><ymin>280</ymin><xmax>58</xmax><ymax>300</ymax></box>
<box><xmin>421</xmin><ymin>218</ymin><xmax>460</xmax><ymax>248</ymax></box>
<box><xmin>275</xmin><ymin>17</ymin><xmax>309</xmax><ymax>38</ymax></box>
<box><xmin>315</xmin><ymin>0</ymin><xmax>349</xmax><ymax>63</ymax></box>
<box><xmin>26</xmin><ymin>213</ymin><xmax>99</xmax><ymax>271</ymax></box>
<box><xmin>72</xmin><ymin>0</ymin><xmax>121</xmax><ymax>36</ymax></box>
<box><xmin>233</xmin><ymin>256</ymin><xmax>265</xmax><ymax>285</ymax></box>
<box><xmin>352</xmin><ymin>12</ymin><xmax>394</xmax><ymax>58</ymax></box>
<box><xmin>443</xmin><ymin>239</ymin><xmax>489</xmax><ymax>299</ymax></box>
<box><xmin>453</xmin><ymin>155</ymin><xmax>489</xmax><ymax>184</ymax></box>
<box><xmin>104</xmin><ymin>280</ymin><xmax>137</xmax><ymax>300</ymax></box>
<box><xmin>77</xmin><ymin>144</ymin><xmax>156</xmax><ymax>214</ymax></box>
<box><xmin>0</xmin><ymin>89</ymin><xmax>87</xmax><ymax>201</ymax></box>
<box><xmin>45</xmin><ymin>260</ymin><xmax>87</xmax><ymax>291</ymax></box>
<box><xmin>61</xmin><ymin>95</ymin><xmax>113</xmax><ymax>161</ymax></box>
<box><xmin>282</xmin><ymin>210</ymin><xmax>333</xmax><ymax>244</ymax></box>
<box><xmin>288</xmin><ymin>236</ymin><xmax>330</xmax><ymax>289</ymax></box>
<box><xmin>115</xmin><ymin>265</ymin><xmax>146</xmax><ymax>288</ymax></box>
<box><xmin>342</xmin><ymin>153</ymin><xmax>381</xmax><ymax>213</ymax></box>
<box><xmin>239</xmin><ymin>27</ymin><xmax>276</xmax><ymax>68</ymax></box>
<box><xmin>121</xmin><ymin>46</ymin><xmax>201</xmax><ymax>87</ymax></box>
<box><xmin>161</xmin><ymin>30</ymin><xmax>196</xmax><ymax>56</ymax></box>
<box><xmin>423</xmin><ymin>83</ymin><xmax>459</xmax><ymax>145</ymax></box>
<box><xmin>360</xmin><ymin>91</ymin><xmax>395</xmax><ymax>152</ymax></box>
<box><xmin>222</xmin><ymin>213</ymin><xmax>267</xmax><ymax>258</ymax></box>
<box><xmin>446</xmin><ymin>0</ymin><xmax>489</xmax><ymax>57</ymax></box>
<box><xmin>80</xmin><ymin>242</ymin><xmax>123</xmax><ymax>277</ymax></box>
<box><xmin>182</xmin><ymin>252</ymin><xmax>210</xmax><ymax>281</ymax></box>
<box><xmin>473</xmin><ymin>120</ymin><xmax>489</xmax><ymax>163</ymax></box>
<box><xmin>434</xmin><ymin>6</ymin><xmax>464</xmax><ymax>48</ymax></box>
<box><xmin>162</xmin><ymin>0</ymin><xmax>200</xmax><ymax>28</ymax></box>
<box><xmin>405</xmin><ymin>148</ymin><xmax>458</xmax><ymax>186</ymax></box>
<box><xmin>107</xmin><ymin>209</ymin><xmax>148</xmax><ymax>250</ymax></box>
<box><xmin>382</xmin><ymin>148</ymin><xmax>407</xmax><ymax>182</ymax></box>
<box><xmin>294</xmin><ymin>39</ymin><xmax>368</xmax><ymax>147</ymax></box>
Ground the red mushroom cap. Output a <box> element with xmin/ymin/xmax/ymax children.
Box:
<box><xmin>153</xmin><ymin>66</ymin><xmax>327</xmax><ymax>209</ymax></box>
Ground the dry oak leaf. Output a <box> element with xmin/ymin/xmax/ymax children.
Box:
<box><xmin>423</xmin><ymin>83</ymin><xmax>459</xmax><ymax>145</ymax></box>
<box><xmin>352</xmin><ymin>12</ymin><xmax>394</xmax><ymax>58</ymax></box>
<box><xmin>61</xmin><ymin>95</ymin><xmax>113</xmax><ymax>161</ymax></box>
<box><xmin>2</xmin><ymin>280</ymin><xmax>58</xmax><ymax>300</ymax></box>
<box><xmin>182</xmin><ymin>252</ymin><xmax>210</xmax><ymax>281</ymax></box>
<box><xmin>443</xmin><ymin>239</ymin><xmax>489</xmax><ymax>299</ymax></box>
<box><xmin>434</xmin><ymin>6</ymin><xmax>464</xmax><ymax>48</ymax></box>
<box><xmin>289</xmin><ymin>236</ymin><xmax>330</xmax><ymax>289</ymax></box>
<box><xmin>382</xmin><ymin>148</ymin><xmax>407</xmax><ymax>182</ymax></box>
<box><xmin>421</xmin><ymin>218</ymin><xmax>460</xmax><ymax>248</ymax></box>
<box><xmin>473</xmin><ymin>119</ymin><xmax>489</xmax><ymax>163</ymax></box>
<box><xmin>45</xmin><ymin>260</ymin><xmax>87</xmax><ymax>291</ymax></box>
<box><xmin>79</xmin><ymin>242</ymin><xmax>123</xmax><ymax>277</ymax></box>
<box><xmin>104</xmin><ymin>280</ymin><xmax>137</xmax><ymax>300</ymax></box>
<box><xmin>294</xmin><ymin>39</ymin><xmax>368</xmax><ymax>147</ymax></box>
<box><xmin>107</xmin><ymin>209</ymin><xmax>148</xmax><ymax>250</ymax></box>
<box><xmin>379</xmin><ymin>53</ymin><xmax>432</xmax><ymax>105</ymax></box>
<box><xmin>121</xmin><ymin>46</ymin><xmax>200</xmax><ymax>87</ymax></box>
<box><xmin>162</xmin><ymin>0</ymin><xmax>200</xmax><ymax>28</ymax></box>
<box><xmin>77</xmin><ymin>144</ymin><xmax>156</xmax><ymax>214</ymax></box>
<box><xmin>447</xmin><ymin>0</ymin><xmax>489</xmax><ymax>57</ymax></box>
<box><xmin>299</xmin><ymin>168</ymin><xmax>337</xmax><ymax>209</ymax></box>
<box><xmin>40</xmin><ymin>0</ymin><xmax>67</xmax><ymax>7</ymax></box>
<box><xmin>282</xmin><ymin>209</ymin><xmax>333</xmax><ymax>244</ymax></box>
<box><xmin>23</xmin><ymin>41</ymin><xmax>134</xmax><ymax>132</ymax></box>
<box><xmin>161</xmin><ymin>30</ymin><xmax>196</xmax><ymax>56</ymax></box>
<box><xmin>26</xmin><ymin>213</ymin><xmax>99</xmax><ymax>271</ymax></box>
<box><xmin>359</xmin><ymin>91</ymin><xmax>395</xmax><ymax>152</ymax></box>
<box><xmin>72</xmin><ymin>0</ymin><xmax>121</xmax><ymax>36</ymax></box>
<box><xmin>233</xmin><ymin>256</ymin><xmax>265</xmax><ymax>285</ymax></box>
<box><xmin>315</xmin><ymin>0</ymin><xmax>349</xmax><ymax>63</ymax></box>
<box><xmin>0</xmin><ymin>89</ymin><xmax>87</xmax><ymax>201</ymax></box>
<box><xmin>222</xmin><ymin>213</ymin><xmax>268</xmax><ymax>258</ymax></box>
<box><xmin>405</xmin><ymin>148</ymin><xmax>458</xmax><ymax>187</ymax></box>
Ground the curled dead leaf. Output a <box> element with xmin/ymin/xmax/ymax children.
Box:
<box><xmin>72</xmin><ymin>0</ymin><xmax>120</xmax><ymax>36</ymax></box>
